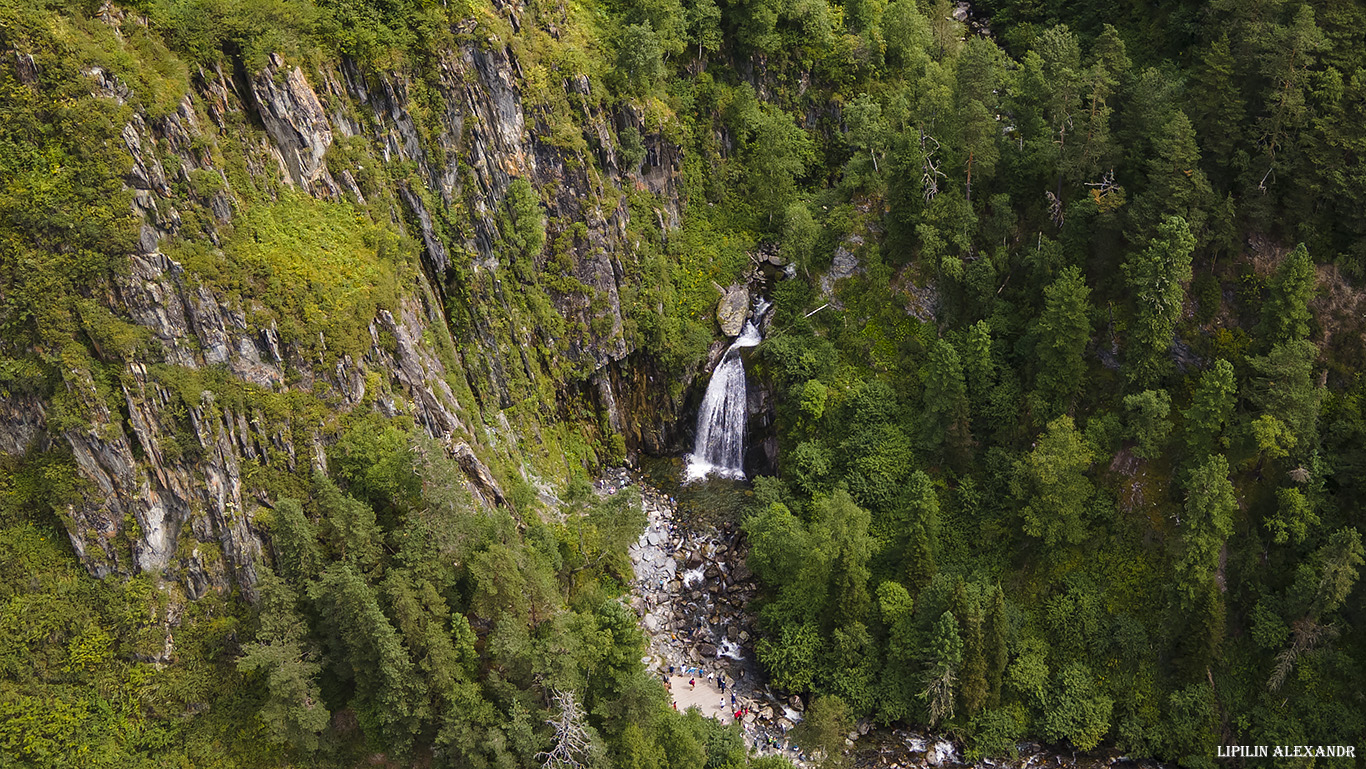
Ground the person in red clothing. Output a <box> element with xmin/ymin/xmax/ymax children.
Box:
<box><xmin>689</xmin><ymin>677</ymin><xmax>696</xmax><ymax>690</ymax></box>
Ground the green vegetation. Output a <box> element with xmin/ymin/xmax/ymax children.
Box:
<box><xmin>3</xmin><ymin>0</ymin><xmax>1366</xmax><ymax>764</ymax></box>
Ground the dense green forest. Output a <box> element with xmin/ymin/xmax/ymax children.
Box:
<box><xmin>2</xmin><ymin>0</ymin><xmax>1366</xmax><ymax>766</ymax></box>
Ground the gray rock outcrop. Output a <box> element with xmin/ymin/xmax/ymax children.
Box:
<box><xmin>716</xmin><ymin>284</ymin><xmax>750</xmax><ymax>336</ymax></box>
<box><xmin>0</xmin><ymin>33</ymin><xmax>710</xmax><ymax>604</ymax></box>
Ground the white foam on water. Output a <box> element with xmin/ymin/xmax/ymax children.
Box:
<box><xmin>684</xmin><ymin>317</ymin><xmax>764</xmax><ymax>482</ymax></box>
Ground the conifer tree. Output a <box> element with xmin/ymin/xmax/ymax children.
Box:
<box><xmin>314</xmin><ymin>471</ymin><xmax>382</xmax><ymax>568</ymax></box>
<box><xmin>1247</xmin><ymin>340</ymin><xmax>1323</xmax><ymax>451</ymax></box>
<box><xmin>985</xmin><ymin>587</ymin><xmax>1009</xmax><ymax>708</ymax></box>
<box><xmin>923</xmin><ymin>611</ymin><xmax>964</xmax><ymax>726</ymax></box>
<box><xmin>1013</xmin><ymin>416</ymin><xmax>1095</xmax><ymax>547</ymax></box>
<box><xmin>923</xmin><ymin>337</ymin><xmax>972</xmax><ymax>461</ymax></box>
<box><xmin>1033</xmin><ymin>267</ymin><xmax>1092</xmax><ymax>410</ymax></box>
<box><xmin>1176</xmin><ymin>455</ymin><xmax>1236</xmax><ymax>606</ymax></box>
<box><xmin>1123</xmin><ymin>389</ymin><xmax>1173</xmax><ymax>460</ymax></box>
<box><xmin>1123</xmin><ymin>215</ymin><xmax>1195</xmax><ymax>386</ymax></box>
<box><xmin>954</xmin><ymin>582</ymin><xmax>989</xmax><ymax>717</ymax></box>
<box><xmin>1187</xmin><ymin>37</ymin><xmax>1246</xmax><ymax>173</ymax></box>
<box><xmin>270</xmin><ymin>498</ymin><xmax>323</xmax><ymax>585</ymax></box>
<box><xmin>901</xmin><ymin>471</ymin><xmax>940</xmax><ymax>594</ymax></box>
<box><xmin>237</xmin><ymin>571</ymin><xmax>330</xmax><ymax>753</ymax></box>
<box><xmin>1259</xmin><ymin>243</ymin><xmax>1316</xmax><ymax>346</ymax></box>
<box><xmin>309</xmin><ymin>564</ymin><xmax>424</xmax><ymax>752</ymax></box>
<box><xmin>1183</xmin><ymin>359</ymin><xmax>1237</xmax><ymax>456</ymax></box>
<box><xmin>537</xmin><ymin>690</ymin><xmax>603</xmax><ymax>769</ymax></box>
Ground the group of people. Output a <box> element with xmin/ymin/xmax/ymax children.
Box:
<box><xmin>670</xmin><ymin>665</ymin><xmax>730</xmax><ymax>694</ymax></box>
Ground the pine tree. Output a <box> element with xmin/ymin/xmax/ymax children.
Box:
<box><xmin>1074</xmin><ymin>25</ymin><xmax>1130</xmax><ymax>180</ymax></box>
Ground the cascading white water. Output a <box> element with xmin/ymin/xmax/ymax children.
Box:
<box><xmin>684</xmin><ymin>300</ymin><xmax>767</xmax><ymax>482</ymax></box>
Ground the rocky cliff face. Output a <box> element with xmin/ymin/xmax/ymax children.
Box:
<box><xmin>0</xmin><ymin>14</ymin><xmax>699</xmax><ymax>602</ymax></box>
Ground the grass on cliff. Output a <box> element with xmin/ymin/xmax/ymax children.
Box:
<box><xmin>173</xmin><ymin>192</ymin><xmax>418</xmax><ymax>365</ymax></box>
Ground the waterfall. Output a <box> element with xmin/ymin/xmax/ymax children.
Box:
<box><xmin>685</xmin><ymin>300</ymin><xmax>768</xmax><ymax>482</ymax></box>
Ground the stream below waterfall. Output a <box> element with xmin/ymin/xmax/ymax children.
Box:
<box><xmin>608</xmin><ymin>466</ymin><xmax>1153</xmax><ymax>769</ymax></box>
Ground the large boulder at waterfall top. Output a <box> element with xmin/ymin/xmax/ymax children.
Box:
<box><xmin>716</xmin><ymin>283</ymin><xmax>749</xmax><ymax>336</ymax></box>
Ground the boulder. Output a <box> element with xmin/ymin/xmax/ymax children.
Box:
<box><xmin>715</xmin><ymin>283</ymin><xmax>749</xmax><ymax>336</ymax></box>
<box><xmin>789</xmin><ymin>695</ymin><xmax>805</xmax><ymax>712</ymax></box>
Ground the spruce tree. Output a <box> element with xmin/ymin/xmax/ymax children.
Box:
<box><xmin>1183</xmin><ymin>359</ymin><xmax>1237</xmax><ymax>456</ymax></box>
<box><xmin>1176</xmin><ymin>455</ymin><xmax>1236</xmax><ymax>606</ymax></box>
<box><xmin>1014</xmin><ymin>416</ymin><xmax>1095</xmax><ymax>547</ymax></box>
<box><xmin>1123</xmin><ymin>215</ymin><xmax>1195</xmax><ymax>387</ymax></box>
<box><xmin>1033</xmin><ymin>266</ymin><xmax>1092</xmax><ymax>411</ymax></box>
<box><xmin>1259</xmin><ymin>243</ymin><xmax>1316</xmax><ymax>346</ymax></box>
<box><xmin>923</xmin><ymin>337</ymin><xmax>972</xmax><ymax>461</ymax></box>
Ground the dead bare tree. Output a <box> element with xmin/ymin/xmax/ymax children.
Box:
<box><xmin>1084</xmin><ymin>169</ymin><xmax>1119</xmax><ymax>196</ymax></box>
<box><xmin>921</xmin><ymin>665</ymin><xmax>957</xmax><ymax>727</ymax></box>
<box><xmin>1045</xmin><ymin>191</ymin><xmax>1065</xmax><ymax>227</ymax></box>
<box><xmin>1268</xmin><ymin>618</ymin><xmax>1337</xmax><ymax>691</ymax></box>
<box><xmin>921</xmin><ymin>132</ymin><xmax>946</xmax><ymax>204</ymax></box>
<box><xmin>537</xmin><ymin>690</ymin><xmax>599</xmax><ymax>769</ymax></box>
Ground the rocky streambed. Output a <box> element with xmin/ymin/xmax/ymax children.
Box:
<box><xmin>601</xmin><ymin>468</ymin><xmax>1160</xmax><ymax>769</ymax></box>
<box><xmin>598</xmin><ymin>468</ymin><xmax>811</xmax><ymax>761</ymax></box>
